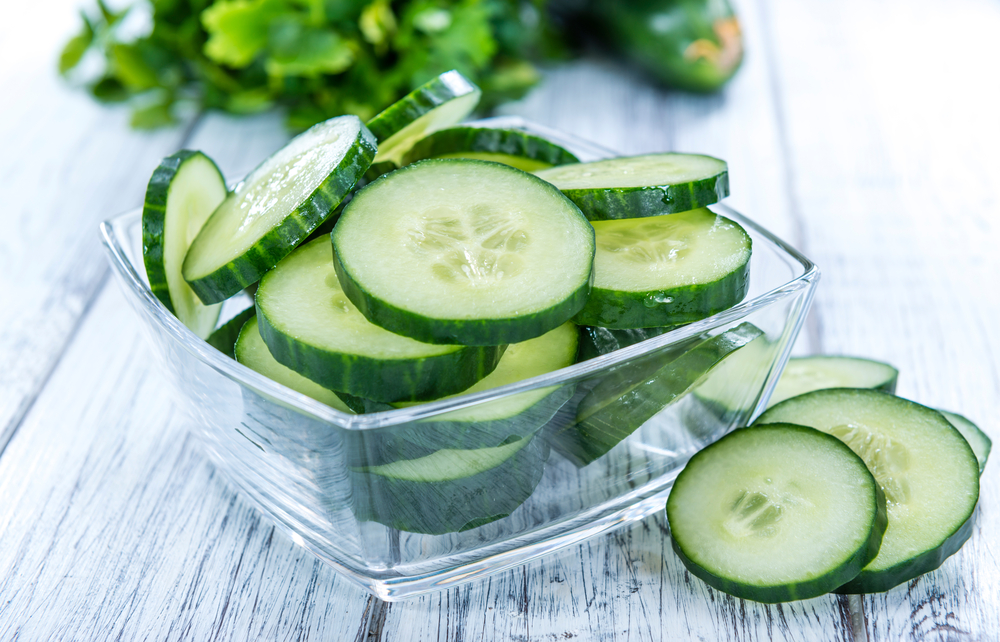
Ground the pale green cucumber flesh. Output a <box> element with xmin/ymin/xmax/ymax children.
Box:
<box><xmin>574</xmin><ymin>209</ymin><xmax>751</xmax><ymax>328</ymax></box>
<box><xmin>256</xmin><ymin>237</ymin><xmax>503</xmax><ymax>402</ymax></box>
<box><xmin>551</xmin><ymin>322</ymin><xmax>763</xmax><ymax>467</ymax></box>
<box><xmin>401</xmin><ymin>126</ymin><xmax>579</xmax><ymax>171</ymax></box>
<box><xmin>939</xmin><ymin>410</ymin><xmax>991</xmax><ymax>475</ymax></box>
<box><xmin>367</xmin><ymin>70</ymin><xmax>481</xmax><ymax>165</ymax></box>
<box><xmin>756</xmin><ymin>388</ymin><xmax>980</xmax><ymax>593</ymax></box>
<box><xmin>534</xmin><ymin>152</ymin><xmax>729</xmax><ymax>220</ymax></box>
<box><xmin>235</xmin><ymin>316</ymin><xmax>354</xmax><ymax>414</ymax></box>
<box><xmin>767</xmin><ymin>356</ymin><xmax>899</xmax><ymax>408</ymax></box>
<box><xmin>333</xmin><ymin>159</ymin><xmax>595</xmax><ymax>345</ymax></box>
<box><xmin>183</xmin><ymin>115</ymin><xmax>376</xmax><ymax>303</ymax></box>
<box><xmin>142</xmin><ymin>150</ymin><xmax>227</xmax><ymax>338</ymax></box>
<box><xmin>667</xmin><ymin>424</ymin><xmax>887</xmax><ymax>603</ymax></box>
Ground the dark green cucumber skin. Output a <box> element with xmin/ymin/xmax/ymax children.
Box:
<box><xmin>574</xmin><ymin>258</ymin><xmax>749</xmax><ymax>328</ymax></box>
<box><xmin>551</xmin><ymin>322</ymin><xmax>762</xmax><ymax>467</ymax></box>
<box><xmin>577</xmin><ymin>325</ymin><xmax>684</xmax><ymax>362</ymax></box>
<box><xmin>142</xmin><ymin>150</ymin><xmax>225</xmax><ymax>314</ymax></box>
<box><xmin>349</xmin><ymin>435</ymin><xmax>549</xmax><ymax>534</ymax></box>
<box><xmin>255</xmin><ymin>301</ymin><xmax>505</xmax><ymax>403</ymax></box>
<box><xmin>363</xmin><ymin>161</ymin><xmax>397</xmax><ymax>182</ymax></box>
<box><xmin>205</xmin><ymin>307</ymin><xmax>255</xmax><ymax>358</ymax></box>
<box><xmin>401</xmin><ymin>127</ymin><xmax>580</xmax><ymax>167</ymax></box>
<box><xmin>836</xmin><ymin>507</ymin><xmax>976</xmax><ymax>594</ymax></box>
<box><xmin>940</xmin><ymin>410</ymin><xmax>991</xmax><ymax>474</ymax></box>
<box><xmin>184</xmin><ymin>125</ymin><xmax>377</xmax><ymax>304</ymax></box>
<box><xmin>366</xmin><ymin>70</ymin><xmax>479</xmax><ymax>143</ymax></box>
<box><xmin>560</xmin><ymin>170</ymin><xmax>729</xmax><ymax>221</ymax></box>
<box><xmin>668</xmin><ymin>424</ymin><xmax>888</xmax><ymax>604</ymax></box>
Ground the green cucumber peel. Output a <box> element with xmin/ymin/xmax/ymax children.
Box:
<box><xmin>402</xmin><ymin>126</ymin><xmax>579</xmax><ymax>171</ymax></box>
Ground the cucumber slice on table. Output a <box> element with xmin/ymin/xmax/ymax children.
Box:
<box><xmin>142</xmin><ymin>150</ymin><xmax>227</xmax><ymax>338</ymax></box>
<box><xmin>756</xmin><ymin>389</ymin><xmax>980</xmax><ymax>593</ymax></box>
<box><xmin>574</xmin><ymin>208</ymin><xmax>751</xmax><ymax>328</ymax></box>
<box><xmin>401</xmin><ymin>126</ymin><xmax>580</xmax><ymax>172</ymax></box>
<box><xmin>768</xmin><ymin>356</ymin><xmax>898</xmax><ymax>408</ymax></box>
<box><xmin>256</xmin><ymin>237</ymin><xmax>504</xmax><ymax>403</ymax></box>
<box><xmin>534</xmin><ymin>153</ymin><xmax>728</xmax><ymax>220</ymax></box>
<box><xmin>333</xmin><ymin>159</ymin><xmax>595</xmax><ymax>346</ymax></box>
<box><xmin>667</xmin><ymin>424</ymin><xmax>887</xmax><ymax>603</ymax></box>
<box><xmin>367</xmin><ymin>70</ymin><xmax>481</xmax><ymax>166</ymax></box>
<box><xmin>235</xmin><ymin>316</ymin><xmax>355</xmax><ymax>414</ymax></box>
<box><xmin>350</xmin><ymin>433</ymin><xmax>549</xmax><ymax>534</ymax></box>
<box><xmin>939</xmin><ymin>410</ymin><xmax>991</xmax><ymax>474</ymax></box>
<box><xmin>183</xmin><ymin>115</ymin><xmax>376</xmax><ymax>304</ymax></box>
<box><xmin>551</xmin><ymin>322</ymin><xmax>762</xmax><ymax>467</ymax></box>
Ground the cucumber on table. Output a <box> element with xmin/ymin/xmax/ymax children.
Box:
<box><xmin>767</xmin><ymin>355</ymin><xmax>898</xmax><ymax>408</ymax></box>
<box><xmin>574</xmin><ymin>208</ymin><xmax>751</xmax><ymax>328</ymax></box>
<box><xmin>534</xmin><ymin>152</ymin><xmax>728</xmax><ymax>220</ymax></box>
<box><xmin>183</xmin><ymin>115</ymin><xmax>376</xmax><ymax>304</ymax></box>
<box><xmin>333</xmin><ymin>159</ymin><xmax>595</xmax><ymax>346</ymax></box>
<box><xmin>939</xmin><ymin>410</ymin><xmax>991</xmax><ymax>474</ymax></box>
<box><xmin>667</xmin><ymin>423</ymin><xmax>886</xmax><ymax>603</ymax></box>
<box><xmin>142</xmin><ymin>150</ymin><xmax>227</xmax><ymax>338</ymax></box>
<box><xmin>401</xmin><ymin>126</ymin><xmax>580</xmax><ymax>172</ymax></box>
<box><xmin>756</xmin><ymin>389</ymin><xmax>980</xmax><ymax>593</ymax></box>
<box><xmin>255</xmin><ymin>237</ymin><xmax>505</xmax><ymax>403</ymax></box>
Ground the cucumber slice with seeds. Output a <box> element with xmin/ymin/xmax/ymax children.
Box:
<box><xmin>142</xmin><ymin>150</ymin><xmax>227</xmax><ymax>338</ymax></box>
<box><xmin>768</xmin><ymin>356</ymin><xmax>899</xmax><ymax>408</ymax></box>
<box><xmin>667</xmin><ymin>423</ymin><xmax>887</xmax><ymax>603</ymax></box>
<box><xmin>333</xmin><ymin>159</ymin><xmax>595</xmax><ymax>346</ymax></box>
<box><xmin>534</xmin><ymin>152</ymin><xmax>729</xmax><ymax>220</ymax></box>
<box><xmin>939</xmin><ymin>410</ymin><xmax>991</xmax><ymax>474</ymax></box>
<box><xmin>401</xmin><ymin>126</ymin><xmax>580</xmax><ymax>172</ymax></box>
<box><xmin>183</xmin><ymin>115</ymin><xmax>376</xmax><ymax>303</ymax></box>
<box><xmin>256</xmin><ymin>237</ymin><xmax>504</xmax><ymax>403</ymax></box>
<box><xmin>367</xmin><ymin>70</ymin><xmax>481</xmax><ymax>166</ymax></box>
<box><xmin>235</xmin><ymin>316</ymin><xmax>355</xmax><ymax>414</ymax></box>
<box><xmin>756</xmin><ymin>389</ymin><xmax>980</xmax><ymax>593</ymax></box>
<box><xmin>574</xmin><ymin>208</ymin><xmax>751</xmax><ymax>328</ymax></box>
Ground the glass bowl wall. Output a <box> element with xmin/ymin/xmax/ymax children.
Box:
<box><xmin>100</xmin><ymin>118</ymin><xmax>819</xmax><ymax>600</ymax></box>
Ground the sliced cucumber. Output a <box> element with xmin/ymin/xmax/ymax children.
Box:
<box><xmin>256</xmin><ymin>237</ymin><xmax>504</xmax><ymax>403</ymax></box>
<box><xmin>667</xmin><ymin>423</ymin><xmax>887</xmax><ymax>603</ymax></box>
<box><xmin>401</xmin><ymin>126</ymin><xmax>580</xmax><ymax>172</ymax></box>
<box><xmin>939</xmin><ymin>410</ymin><xmax>991</xmax><ymax>475</ymax></box>
<box><xmin>768</xmin><ymin>356</ymin><xmax>899</xmax><ymax>408</ymax></box>
<box><xmin>142</xmin><ymin>150</ymin><xmax>227</xmax><ymax>338</ymax></box>
<box><xmin>333</xmin><ymin>159</ymin><xmax>595</xmax><ymax>346</ymax></box>
<box><xmin>574</xmin><ymin>209</ymin><xmax>751</xmax><ymax>328</ymax></box>
<box><xmin>577</xmin><ymin>325</ymin><xmax>682</xmax><ymax>362</ymax></box>
<box><xmin>756</xmin><ymin>389</ymin><xmax>980</xmax><ymax>593</ymax></box>
<box><xmin>534</xmin><ymin>152</ymin><xmax>728</xmax><ymax>220</ymax></box>
<box><xmin>235</xmin><ymin>316</ymin><xmax>355</xmax><ymax>414</ymax></box>
<box><xmin>206</xmin><ymin>306</ymin><xmax>256</xmax><ymax>358</ymax></box>
<box><xmin>551</xmin><ymin>322</ymin><xmax>762</xmax><ymax>467</ymax></box>
<box><xmin>350</xmin><ymin>434</ymin><xmax>548</xmax><ymax>534</ymax></box>
<box><xmin>183</xmin><ymin>115</ymin><xmax>376</xmax><ymax>304</ymax></box>
<box><xmin>367</xmin><ymin>70</ymin><xmax>481</xmax><ymax>166</ymax></box>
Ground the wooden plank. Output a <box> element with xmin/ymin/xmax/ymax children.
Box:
<box><xmin>762</xmin><ymin>0</ymin><xmax>1000</xmax><ymax>638</ymax></box>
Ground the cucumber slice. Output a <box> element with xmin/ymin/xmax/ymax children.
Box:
<box><xmin>577</xmin><ymin>325</ymin><xmax>683</xmax><ymax>362</ymax></box>
<box><xmin>768</xmin><ymin>356</ymin><xmax>899</xmax><ymax>408</ymax></box>
<box><xmin>401</xmin><ymin>126</ymin><xmax>580</xmax><ymax>172</ymax></box>
<box><xmin>534</xmin><ymin>153</ymin><xmax>729</xmax><ymax>220</ymax></box>
<box><xmin>350</xmin><ymin>434</ymin><xmax>549</xmax><ymax>534</ymax></box>
<box><xmin>256</xmin><ymin>237</ymin><xmax>504</xmax><ymax>403</ymax></box>
<box><xmin>574</xmin><ymin>209</ymin><xmax>751</xmax><ymax>328</ymax></box>
<box><xmin>551</xmin><ymin>322</ymin><xmax>762</xmax><ymax>467</ymax></box>
<box><xmin>667</xmin><ymin>424</ymin><xmax>887</xmax><ymax>603</ymax></box>
<box><xmin>939</xmin><ymin>410</ymin><xmax>991</xmax><ymax>474</ymax></box>
<box><xmin>206</xmin><ymin>306</ymin><xmax>256</xmax><ymax>358</ymax></box>
<box><xmin>235</xmin><ymin>316</ymin><xmax>355</xmax><ymax>414</ymax></box>
<box><xmin>183</xmin><ymin>115</ymin><xmax>376</xmax><ymax>304</ymax></box>
<box><xmin>367</xmin><ymin>70</ymin><xmax>481</xmax><ymax>166</ymax></box>
<box><xmin>333</xmin><ymin>159</ymin><xmax>595</xmax><ymax>346</ymax></box>
<box><xmin>142</xmin><ymin>150</ymin><xmax>227</xmax><ymax>338</ymax></box>
<box><xmin>756</xmin><ymin>389</ymin><xmax>980</xmax><ymax>593</ymax></box>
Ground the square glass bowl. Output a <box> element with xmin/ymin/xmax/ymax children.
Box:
<box><xmin>100</xmin><ymin>117</ymin><xmax>819</xmax><ymax>600</ymax></box>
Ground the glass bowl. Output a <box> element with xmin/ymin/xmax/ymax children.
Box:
<box><xmin>100</xmin><ymin>117</ymin><xmax>819</xmax><ymax>600</ymax></box>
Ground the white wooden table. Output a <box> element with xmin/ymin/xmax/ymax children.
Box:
<box><xmin>2</xmin><ymin>0</ymin><xmax>998</xmax><ymax>639</ymax></box>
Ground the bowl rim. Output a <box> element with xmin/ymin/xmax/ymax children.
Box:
<box><xmin>100</xmin><ymin>117</ymin><xmax>819</xmax><ymax>431</ymax></box>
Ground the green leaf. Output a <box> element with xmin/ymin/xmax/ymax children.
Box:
<box><xmin>359</xmin><ymin>0</ymin><xmax>396</xmax><ymax>51</ymax></box>
<box><xmin>224</xmin><ymin>87</ymin><xmax>275</xmax><ymax>113</ymax></box>
<box><xmin>96</xmin><ymin>0</ymin><xmax>129</xmax><ymax>26</ymax></box>
<box><xmin>266</xmin><ymin>18</ymin><xmax>355</xmax><ymax>77</ymax></box>
<box><xmin>90</xmin><ymin>76</ymin><xmax>130</xmax><ymax>102</ymax></box>
<box><xmin>111</xmin><ymin>43</ymin><xmax>162</xmax><ymax>90</ymax></box>
<box><xmin>58</xmin><ymin>15</ymin><xmax>95</xmax><ymax>75</ymax></box>
<box><xmin>202</xmin><ymin>0</ymin><xmax>288</xmax><ymax>67</ymax></box>
<box><xmin>130</xmin><ymin>93</ymin><xmax>176</xmax><ymax>128</ymax></box>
